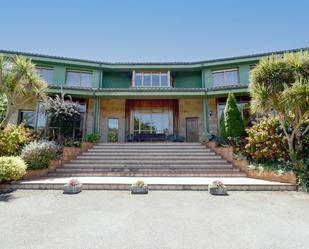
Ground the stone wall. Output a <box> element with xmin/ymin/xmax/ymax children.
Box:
<box><xmin>99</xmin><ymin>99</ymin><xmax>126</xmax><ymax>142</ymax></box>
<box><xmin>178</xmin><ymin>99</ymin><xmax>204</xmax><ymax>141</ymax></box>
<box><xmin>208</xmin><ymin>98</ymin><xmax>218</xmax><ymax>135</ymax></box>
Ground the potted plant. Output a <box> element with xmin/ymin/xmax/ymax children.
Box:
<box><xmin>208</xmin><ymin>180</ymin><xmax>227</xmax><ymax>195</ymax></box>
<box><xmin>63</xmin><ymin>178</ymin><xmax>82</xmax><ymax>194</ymax></box>
<box><xmin>130</xmin><ymin>180</ymin><xmax>149</xmax><ymax>194</ymax></box>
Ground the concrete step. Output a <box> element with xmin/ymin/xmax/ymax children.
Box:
<box><xmin>1</xmin><ymin>176</ymin><xmax>297</xmax><ymax>191</ymax></box>
<box><xmin>69</xmin><ymin>159</ymin><xmax>227</xmax><ymax>164</ymax></box>
<box><xmin>62</xmin><ymin>163</ymin><xmax>233</xmax><ymax>169</ymax></box>
<box><xmin>75</xmin><ymin>155</ymin><xmax>223</xmax><ymax>160</ymax></box>
<box><xmin>96</xmin><ymin>142</ymin><xmax>202</xmax><ymax>146</ymax></box>
<box><xmin>56</xmin><ymin>167</ymin><xmax>239</xmax><ymax>172</ymax></box>
<box><xmin>48</xmin><ymin>172</ymin><xmax>247</xmax><ymax>177</ymax></box>
<box><xmin>84</xmin><ymin>148</ymin><xmax>214</xmax><ymax>154</ymax></box>
<box><xmin>80</xmin><ymin>151</ymin><xmax>215</xmax><ymax>155</ymax></box>
<box><xmin>92</xmin><ymin>145</ymin><xmax>207</xmax><ymax>149</ymax></box>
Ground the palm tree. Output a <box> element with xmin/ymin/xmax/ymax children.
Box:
<box><xmin>0</xmin><ymin>55</ymin><xmax>47</xmax><ymax>129</ymax></box>
<box><xmin>249</xmin><ymin>51</ymin><xmax>309</xmax><ymax>166</ymax></box>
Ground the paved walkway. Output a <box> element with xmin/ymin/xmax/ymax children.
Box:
<box><xmin>18</xmin><ymin>176</ymin><xmax>289</xmax><ymax>185</ymax></box>
<box><xmin>0</xmin><ymin>190</ymin><xmax>309</xmax><ymax>249</ymax></box>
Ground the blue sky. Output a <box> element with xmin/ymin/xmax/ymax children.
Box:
<box><xmin>1</xmin><ymin>0</ymin><xmax>308</xmax><ymax>62</ymax></box>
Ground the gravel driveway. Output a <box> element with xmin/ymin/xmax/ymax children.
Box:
<box><xmin>1</xmin><ymin>190</ymin><xmax>309</xmax><ymax>249</ymax></box>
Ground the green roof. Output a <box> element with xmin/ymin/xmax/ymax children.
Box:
<box><xmin>0</xmin><ymin>47</ymin><xmax>308</xmax><ymax>69</ymax></box>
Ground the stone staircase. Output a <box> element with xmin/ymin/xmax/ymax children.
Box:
<box><xmin>48</xmin><ymin>143</ymin><xmax>246</xmax><ymax>177</ymax></box>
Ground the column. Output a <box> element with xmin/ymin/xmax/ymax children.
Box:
<box><xmin>203</xmin><ymin>97</ymin><xmax>210</xmax><ymax>136</ymax></box>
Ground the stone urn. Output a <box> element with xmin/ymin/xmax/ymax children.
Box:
<box><xmin>130</xmin><ymin>181</ymin><xmax>149</xmax><ymax>194</ymax></box>
<box><xmin>208</xmin><ymin>181</ymin><xmax>227</xmax><ymax>195</ymax></box>
<box><xmin>63</xmin><ymin>179</ymin><xmax>82</xmax><ymax>194</ymax></box>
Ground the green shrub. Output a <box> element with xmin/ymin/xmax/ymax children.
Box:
<box><xmin>245</xmin><ymin>117</ymin><xmax>289</xmax><ymax>162</ymax></box>
<box><xmin>86</xmin><ymin>133</ymin><xmax>101</xmax><ymax>143</ymax></box>
<box><xmin>222</xmin><ymin>93</ymin><xmax>245</xmax><ymax>138</ymax></box>
<box><xmin>0</xmin><ymin>124</ymin><xmax>33</xmax><ymax>156</ymax></box>
<box><xmin>0</xmin><ymin>94</ymin><xmax>7</xmax><ymax>124</ymax></box>
<box><xmin>21</xmin><ymin>140</ymin><xmax>60</xmax><ymax>170</ymax></box>
<box><xmin>0</xmin><ymin>156</ymin><xmax>27</xmax><ymax>181</ymax></box>
<box><xmin>219</xmin><ymin>112</ymin><xmax>227</xmax><ymax>138</ymax></box>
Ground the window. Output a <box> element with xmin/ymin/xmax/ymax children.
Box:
<box><xmin>18</xmin><ymin>110</ymin><xmax>35</xmax><ymax>129</ymax></box>
<box><xmin>66</xmin><ymin>70</ymin><xmax>92</xmax><ymax>87</ymax></box>
<box><xmin>133</xmin><ymin>109</ymin><xmax>171</xmax><ymax>134</ymax></box>
<box><xmin>36</xmin><ymin>67</ymin><xmax>53</xmax><ymax>85</ymax></box>
<box><xmin>132</xmin><ymin>71</ymin><xmax>170</xmax><ymax>87</ymax></box>
<box><xmin>108</xmin><ymin>118</ymin><xmax>119</xmax><ymax>142</ymax></box>
<box><xmin>213</xmin><ymin>69</ymin><xmax>239</xmax><ymax>87</ymax></box>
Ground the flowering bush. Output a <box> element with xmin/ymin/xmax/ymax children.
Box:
<box><xmin>68</xmin><ymin>178</ymin><xmax>80</xmax><ymax>186</ymax></box>
<box><xmin>209</xmin><ymin>180</ymin><xmax>226</xmax><ymax>189</ymax></box>
<box><xmin>0</xmin><ymin>156</ymin><xmax>27</xmax><ymax>181</ymax></box>
<box><xmin>0</xmin><ymin>124</ymin><xmax>33</xmax><ymax>156</ymax></box>
<box><xmin>21</xmin><ymin>140</ymin><xmax>60</xmax><ymax>170</ymax></box>
<box><xmin>131</xmin><ymin>180</ymin><xmax>148</xmax><ymax>188</ymax></box>
<box><xmin>245</xmin><ymin>117</ymin><xmax>289</xmax><ymax>162</ymax></box>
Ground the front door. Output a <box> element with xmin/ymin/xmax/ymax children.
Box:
<box><xmin>186</xmin><ymin>118</ymin><xmax>199</xmax><ymax>142</ymax></box>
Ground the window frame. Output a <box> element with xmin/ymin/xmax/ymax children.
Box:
<box><xmin>36</xmin><ymin>66</ymin><xmax>54</xmax><ymax>85</ymax></box>
<box><xmin>132</xmin><ymin>70</ymin><xmax>171</xmax><ymax>88</ymax></box>
<box><xmin>66</xmin><ymin>69</ymin><xmax>93</xmax><ymax>87</ymax></box>
<box><xmin>212</xmin><ymin>68</ymin><xmax>239</xmax><ymax>87</ymax></box>
<box><xmin>18</xmin><ymin>110</ymin><xmax>36</xmax><ymax>129</ymax></box>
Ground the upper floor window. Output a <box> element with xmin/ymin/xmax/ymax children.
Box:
<box><xmin>36</xmin><ymin>67</ymin><xmax>53</xmax><ymax>85</ymax></box>
<box><xmin>212</xmin><ymin>68</ymin><xmax>239</xmax><ymax>87</ymax></box>
<box><xmin>66</xmin><ymin>70</ymin><xmax>92</xmax><ymax>87</ymax></box>
<box><xmin>133</xmin><ymin>71</ymin><xmax>170</xmax><ymax>87</ymax></box>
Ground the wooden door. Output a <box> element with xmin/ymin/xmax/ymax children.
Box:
<box><xmin>186</xmin><ymin>118</ymin><xmax>199</xmax><ymax>142</ymax></box>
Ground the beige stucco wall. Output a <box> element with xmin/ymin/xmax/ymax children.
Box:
<box><xmin>178</xmin><ymin>99</ymin><xmax>205</xmax><ymax>141</ymax></box>
<box><xmin>99</xmin><ymin>99</ymin><xmax>126</xmax><ymax>142</ymax></box>
<box><xmin>9</xmin><ymin>98</ymin><xmax>37</xmax><ymax>125</ymax></box>
<box><xmin>208</xmin><ymin>98</ymin><xmax>219</xmax><ymax>135</ymax></box>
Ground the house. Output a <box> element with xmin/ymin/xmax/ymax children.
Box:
<box><xmin>0</xmin><ymin>48</ymin><xmax>306</xmax><ymax>142</ymax></box>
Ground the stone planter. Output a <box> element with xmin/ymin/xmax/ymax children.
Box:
<box><xmin>63</xmin><ymin>183</ymin><xmax>82</xmax><ymax>194</ymax></box>
<box><xmin>208</xmin><ymin>186</ymin><xmax>227</xmax><ymax>195</ymax></box>
<box><xmin>130</xmin><ymin>185</ymin><xmax>149</xmax><ymax>194</ymax></box>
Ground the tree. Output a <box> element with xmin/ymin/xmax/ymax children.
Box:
<box><xmin>219</xmin><ymin>111</ymin><xmax>226</xmax><ymax>138</ymax></box>
<box><xmin>250</xmin><ymin>51</ymin><xmax>309</xmax><ymax>166</ymax></box>
<box><xmin>221</xmin><ymin>93</ymin><xmax>245</xmax><ymax>138</ymax></box>
<box><xmin>0</xmin><ymin>55</ymin><xmax>47</xmax><ymax>129</ymax></box>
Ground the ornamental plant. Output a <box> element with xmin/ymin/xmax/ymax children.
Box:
<box><xmin>131</xmin><ymin>180</ymin><xmax>148</xmax><ymax>188</ymax></box>
<box><xmin>43</xmin><ymin>93</ymin><xmax>80</xmax><ymax>140</ymax></box>
<box><xmin>0</xmin><ymin>156</ymin><xmax>27</xmax><ymax>181</ymax></box>
<box><xmin>245</xmin><ymin>117</ymin><xmax>289</xmax><ymax>162</ymax></box>
<box><xmin>0</xmin><ymin>124</ymin><xmax>33</xmax><ymax>156</ymax></box>
<box><xmin>86</xmin><ymin>132</ymin><xmax>101</xmax><ymax>143</ymax></box>
<box><xmin>209</xmin><ymin>180</ymin><xmax>226</xmax><ymax>189</ymax></box>
<box><xmin>0</xmin><ymin>94</ymin><xmax>7</xmax><ymax>124</ymax></box>
<box><xmin>0</xmin><ymin>55</ymin><xmax>47</xmax><ymax>129</ymax></box>
<box><xmin>221</xmin><ymin>93</ymin><xmax>245</xmax><ymax>139</ymax></box>
<box><xmin>21</xmin><ymin>140</ymin><xmax>60</xmax><ymax>170</ymax></box>
<box><xmin>68</xmin><ymin>178</ymin><xmax>80</xmax><ymax>186</ymax></box>
<box><xmin>250</xmin><ymin>51</ymin><xmax>309</xmax><ymax>165</ymax></box>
